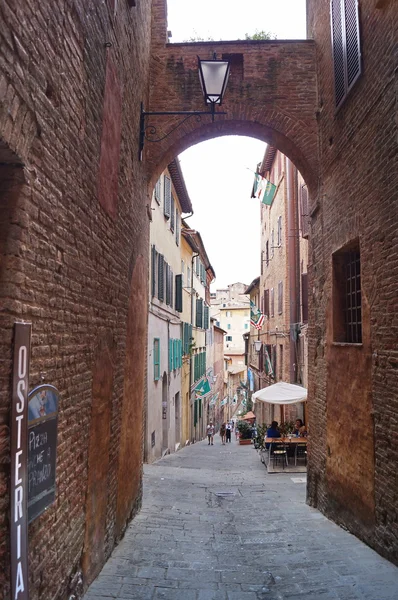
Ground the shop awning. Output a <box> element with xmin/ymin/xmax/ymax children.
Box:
<box><xmin>252</xmin><ymin>382</ymin><xmax>307</xmax><ymax>405</ymax></box>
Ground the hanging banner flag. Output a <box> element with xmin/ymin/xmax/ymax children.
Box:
<box><xmin>264</xmin><ymin>347</ymin><xmax>274</xmax><ymax>377</ymax></box>
<box><xmin>251</xmin><ymin>169</ymin><xmax>276</xmax><ymax>206</ymax></box>
<box><xmin>220</xmin><ymin>397</ymin><xmax>228</xmax><ymax>406</ymax></box>
<box><xmin>194</xmin><ymin>376</ymin><xmax>211</xmax><ymax>398</ymax></box>
<box><xmin>250</xmin><ymin>300</ymin><xmax>265</xmax><ymax>330</ymax></box>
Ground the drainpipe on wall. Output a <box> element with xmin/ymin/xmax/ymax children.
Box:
<box><xmin>286</xmin><ymin>158</ymin><xmax>300</xmax><ymax>383</ymax></box>
<box><xmin>190</xmin><ymin>253</ymin><xmax>199</xmax><ymax>442</ymax></box>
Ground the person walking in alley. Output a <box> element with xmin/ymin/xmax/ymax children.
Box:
<box><xmin>206</xmin><ymin>421</ymin><xmax>215</xmax><ymax>445</ymax></box>
<box><xmin>220</xmin><ymin>422</ymin><xmax>226</xmax><ymax>445</ymax></box>
<box><xmin>225</xmin><ymin>421</ymin><xmax>232</xmax><ymax>443</ymax></box>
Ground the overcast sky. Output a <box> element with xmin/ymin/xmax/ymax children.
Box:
<box><xmin>167</xmin><ymin>0</ymin><xmax>307</xmax><ymax>289</ymax></box>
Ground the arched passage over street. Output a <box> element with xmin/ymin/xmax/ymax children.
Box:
<box><xmin>146</xmin><ymin>22</ymin><xmax>319</xmax><ymax>195</ymax></box>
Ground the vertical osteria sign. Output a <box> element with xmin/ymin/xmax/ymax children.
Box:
<box><xmin>11</xmin><ymin>322</ymin><xmax>31</xmax><ymax>600</ymax></box>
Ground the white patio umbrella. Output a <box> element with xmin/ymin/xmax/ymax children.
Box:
<box><xmin>252</xmin><ymin>381</ymin><xmax>307</xmax><ymax>405</ymax></box>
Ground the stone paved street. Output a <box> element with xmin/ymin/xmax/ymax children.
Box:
<box><xmin>84</xmin><ymin>439</ymin><xmax>398</xmax><ymax>600</ymax></box>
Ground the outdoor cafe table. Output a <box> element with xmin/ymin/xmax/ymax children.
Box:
<box><xmin>263</xmin><ymin>437</ymin><xmax>308</xmax><ymax>473</ymax></box>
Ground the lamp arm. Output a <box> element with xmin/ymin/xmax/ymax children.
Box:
<box><xmin>139</xmin><ymin>103</ymin><xmax>223</xmax><ymax>160</ymax></box>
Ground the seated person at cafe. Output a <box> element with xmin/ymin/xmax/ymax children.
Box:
<box><xmin>293</xmin><ymin>419</ymin><xmax>307</xmax><ymax>436</ymax></box>
<box><xmin>265</xmin><ymin>421</ymin><xmax>281</xmax><ymax>449</ymax></box>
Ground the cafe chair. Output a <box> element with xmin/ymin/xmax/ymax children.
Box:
<box><xmin>271</xmin><ymin>442</ymin><xmax>288</xmax><ymax>469</ymax></box>
<box><xmin>294</xmin><ymin>443</ymin><xmax>307</xmax><ymax>466</ymax></box>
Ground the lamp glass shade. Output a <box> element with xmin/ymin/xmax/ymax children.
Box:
<box><xmin>254</xmin><ymin>340</ymin><xmax>263</xmax><ymax>352</ymax></box>
<box><xmin>198</xmin><ymin>58</ymin><xmax>230</xmax><ymax>105</ymax></box>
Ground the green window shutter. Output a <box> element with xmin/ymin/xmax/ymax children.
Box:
<box><xmin>175</xmin><ymin>274</ymin><xmax>183</xmax><ymax>312</ymax></box>
<box><xmin>179</xmin><ymin>340</ymin><xmax>182</xmax><ymax>367</ymax></box>
<box><xmin>153</xmin><ymin>338</ymin><xmax>160</xmax><ymax>381</ymax></box>
<box><xmin>183</xmin><ymin>322</ymin><xmax>188</xmax><ymax>355</ymax></box>
<box><xmin>164</xmin><ymin>175</ymin><xmax>171</xmax><ymax>218</ymax></box>
<box><xmin>173</xmin><ymin>339</ymin><xmax>177</xmax><ymax>370</ymax></box>
<box><xmin>204</xmin><ymin>305</ymin><xmax>209</xmax><ymax>329</ymax></box>
<box><xmin>196</xmin><ymin>298</ymin><xmax>203</xmax><ymax>328</ymax></box>
<box><xmin>169</xmin><ymin>338</ymin><xmax>173</xmax><ymax>372</ymax></box>
<box><xmin>194</xmin><ymin>400</ymin><xmax>198</xmax><ymax>426</ymax></box>
<box><xmin>199</xmin><ymin>397</ymin><xmax>202</xmax><ymax>419</ymax></box>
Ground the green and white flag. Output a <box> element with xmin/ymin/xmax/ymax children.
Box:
<box><xmin>251</xmin><ymin>169</ymin><xmax>276</xmax><ymax>206</ymax></box>
<box><xmin>194</xmin><ymin>377</ymin><xmax>211</xmax><ymax>398</ymax></box>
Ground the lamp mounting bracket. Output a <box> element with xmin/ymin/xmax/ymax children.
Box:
<box><xmin>139</xmin><ymin>103</ymin><xmax>226</xmax><ymax>160</ymax></box>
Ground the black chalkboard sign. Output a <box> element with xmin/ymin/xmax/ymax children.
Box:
<box><xmin>27</xmin><ymin>385</ymin><xmax>59</xmax><ymax>523</ymax></box>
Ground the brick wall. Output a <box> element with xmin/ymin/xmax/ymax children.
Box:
<box><xmin>306</xmin><ymin>0</ymin><xmax>398</xmax><ymax>564</ymax></box>
<box><xmin>0</xmin><ymin>1</ymin><xmax>152</xmax><ymax>598</ymax></box>
<box><xmin>147</xmin><ymin>2</ymin><xmax>318</xmax><ymax>195</ymax></box>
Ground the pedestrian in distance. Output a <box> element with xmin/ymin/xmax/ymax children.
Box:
<box><xmin>220</xmin><ymin>422</ymin><xmax>226</xmax><ymax>445</ymax></box>
<box><xmin>225</xmin><ymin>421</ymin><xmax>232</xmax><ymax>443</ymax></box>
<box><xmin>206</xmin><ymin>421</ymin><xmax>215</xmax><ymax>445</ymax></box>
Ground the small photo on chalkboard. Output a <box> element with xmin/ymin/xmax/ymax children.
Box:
<box><xmin>28</xmin><ymin>386</ymin><xmax>58</xmax><ymax>424</ymax></box>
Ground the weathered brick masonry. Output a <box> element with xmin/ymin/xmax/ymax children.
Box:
<box><xmin>147</xmin><ymin>0</ymin><xmax>318</xmax><ymax>194</ymax></box>
<box><xmin>0</xmin><ymin>1</ymin><xmax>152</xmax><ymax>598</ymax></box>
<box><xmin>306</xmin><ymin>0</ymin><xmax>398</xmax><ymax>564</ymax></box>
<box><xmin>1</xmin><ymin>0</ymin><xmax>397</xmax><ymax>598</ymax></box>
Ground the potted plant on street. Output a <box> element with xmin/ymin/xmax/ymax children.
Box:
<box><xmin>236</xmin><ymin>421</ymin><xmax>253</xmax><ymax>445</ymax></box>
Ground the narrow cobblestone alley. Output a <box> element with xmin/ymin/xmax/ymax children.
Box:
<box><xmin>84</xmin><ymin>441</ymin><xmax>398</xmax><ymax>600</ymax></box>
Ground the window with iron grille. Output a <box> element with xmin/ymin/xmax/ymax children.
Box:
<box><xmin>278</xmin><ymin>281</ymin><xmax>283</xmax><ymax>314</ymax></box>
<box><xmin>265</xmin><ymin>241</ymin><xmax>269</xmax><ymax>266</ymax></box>
<box><xmin>300</xmin><ymin>185</ymin><xmax>309</xmax><ymax>238</ymax></box>
<box><xmin>333</xmin><ymin>244</ymin><xmax>362</xmax><ymax>343</ymax></box>
<box><xmin>331</xmin><ymin>0</ymin><xmax>361</xmax><ymax>109</ymax></box>
<box><xmin>164</xmin><ymin>175</ymin><xmax>171</xmax><ymax>218</ymax></box>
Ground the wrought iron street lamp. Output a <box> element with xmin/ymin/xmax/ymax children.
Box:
<box><xmin>254</xmin><ymin>340</ymin><xmax>263</xmax><ymax>353</ymax></box>
<box><xmin>139</xmin><ymin>54</ymin><xmax>230</xmax><ymax>160</ymax></box>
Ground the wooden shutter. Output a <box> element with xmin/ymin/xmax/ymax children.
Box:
<box><xmin>153</xmin><ymin>338</ymin><xmax>160</xmax><ymax>380</ymax></box>
<box><xmin>170</xmin><ymin>195</ymin><xmax>175</xmax><ymax>232</ymax></box>
<box><xmin>204</xmin><ymin>305</ymin><xmax>209</xmax><ymax>329</ymax></box>
<box><xmin>169</xmin><ymin>338</ymin><xmax>173</xmax><ymax>372</ymax></box>
<box><xmin>331</xmin><ymin>0</ymin><xmax>346</xmax><ymax>107</ymax></box>
<box><xmin>264</xmin><ymin>289</ymin><xmax>270</xmax><ymax>317</ymax></box>
<box><xmin>165</xmin><ymin>263</ymin><xmax>170</xmax><ymax>305</ymax></box>
<box><xmin>278</xmin><ymin>281</ymin><xmax>283</xmax><ymax>314</ymax></box>
<box><xmin>345</xmin><ymin>0</ymin><xmax>361</xmax><ymax>89</ymax></box>
<box><xmin>151</xmin><ymin>245</ymin><xmax>157</xmax><ymax>297</ymax></box>
<box><xmin>164</xmin><ymin>175</ymin><xmax>171</xmax><ymax>218</ymax></box>
<box><xmin>175</xmin><ymin>274</ymin><xmax>183</xmax><ymax>312</ymax></box>
<box><xmin>170</xmin><ymin>268</ymin><xmax>174</xmax><ymax>308</ymax></box>
<box><xmin>270</xmin><ymin>287</ymin><xmax>274</xmax><ymax>317</ymax></box>
<box><xmin>302</xmin><ymin>273</ymin><xmax>308</xmax><ymax>323</ymax></box>
<box><xmin>300</xmin><ymin>185</ymin><xmax>309</xmax><ymax>238</ymax></box>
<box><xmin>154</xmin><ymin>178</ymin><xmax>161</xmax><ymax>204</ymax></box>
<box><xmin>331</xmin><ymin>0</ymin><xmax>361</xmax><ymax>109</ymax></box>
<box><xmin>176</xmin><ymin>210</ymin><xmax>180</xmax><ymax>245</ymax></box>
<box><xmin>158</xmin><ymin>254</ymin><xmax>164</xmax><ymax>301</ymax></box>
<box><xmin>196</xmin><ymin>298</ymin><xmax>203</xmax><ymax>328</ymax></box>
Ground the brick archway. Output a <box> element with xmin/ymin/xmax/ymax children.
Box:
<box><xmin>146</xmin><ymin>37</ymin><xmax>319</xmax><ymax>195</ymax></box>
